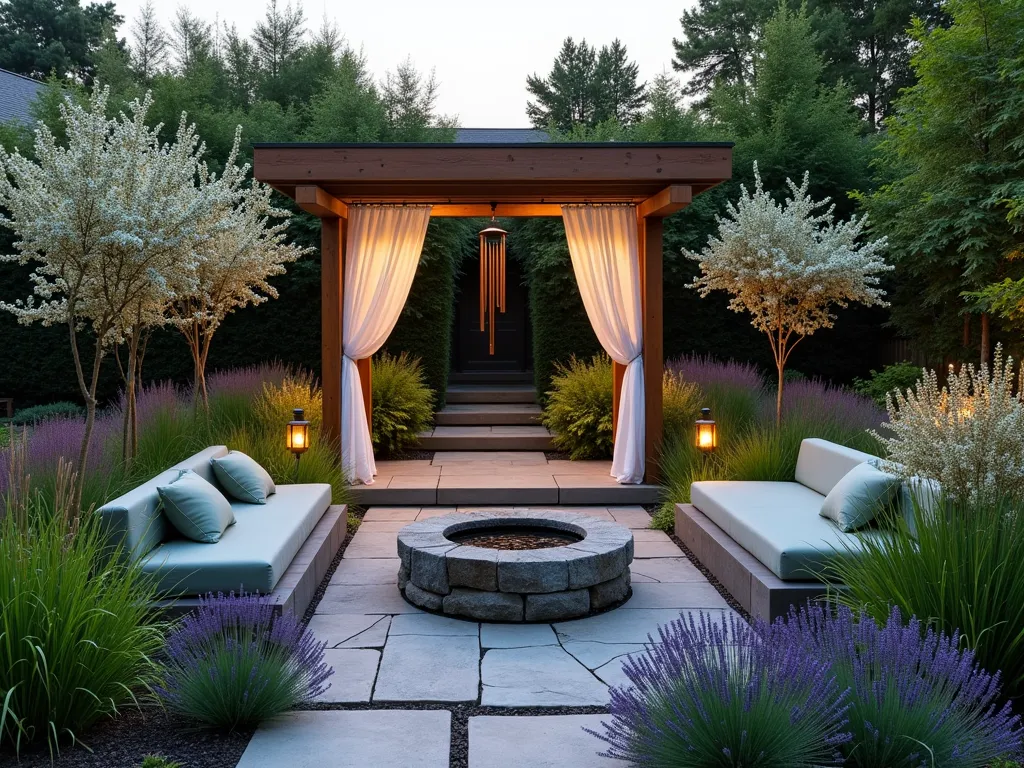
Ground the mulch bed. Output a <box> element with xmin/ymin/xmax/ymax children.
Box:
<box><xmin>2</xmin><ymin>708</ymin><xmax>255</xmax><ymax>768</ymax></box>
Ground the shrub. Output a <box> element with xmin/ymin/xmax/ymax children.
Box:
<box><xmin>156</xmin><ymin>592</ymin><xmax>333</xmax><ymax>730</ymax></box>
<box><xmin>590</xmin><ymin>611</ymin><xmax>851</xmax><ymax>766</ymax></box>
<box><xmin>371</xmin><ymin>351</ymin><xmax>434</xmax><ymax>457</ymax></box>
<box><xmin>852</xmin><ymin>360</ymin><xmax>924</xmax><ymax>406</ymax></box>
<box><xmin>0</xmin><ymin>457</ymin><xmax>164</xmax><ymax>756</ymax></box>
<box><xmin>778</xmin><ymin>604</ymin><xmax>1023</xmax><ymax>767</ymax></box>
<box><xmin>662</xmin><ymin>371</ymin><xmax>702</xmax><ymax>442</ymax></box>
<box><xmin>141</xmin><ymin>757</ymin><xmax>183</xmax><ymax>768</ymax></box>
<box><xmin>543</xmin><ymin>354</ymin><xmax>614</xmax><ymax>460</ymax></box>
<box><xmin>828</xmin><ymin>490</ymin><xmax>1024</xmax><ymax>700</ymax></box>
<box><xmin>10</xmin><ymin>401</ymin><xmax>84</xmax><ymax>425</ymax></box>
<box><xmin>873</xmin><ymin>345</ymin><xmax>1024</xmax><ymax>502</ymax></box>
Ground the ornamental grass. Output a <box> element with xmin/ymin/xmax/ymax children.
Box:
<box><xmin>829</xmin><ymin>490</ymin><xmax>1024</xmax><ymax>702</ymax></box>
<box><xmin>590</xmin><ymin>611</ymin><xmax>852</xmax><ymax>766</ymax></box>
<box><xmin>156</xmin><ymin>592</ymin><xmax>333</xmax><ymax>730</ymax></box>
<box><xmin>370</xmin><ymin>351</ymin><xmax>435</xmax><ymax>457</ymax></box>
<box><xmin>0</xmin><ymin>446</ymin><xmax>164</xmax><ymax>757</ymax></box>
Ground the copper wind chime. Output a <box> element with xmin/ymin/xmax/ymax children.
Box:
<box><xmin>478</xmin><ymin>212</ymin><xmax>507</xmax><ymax>355</ymax></box>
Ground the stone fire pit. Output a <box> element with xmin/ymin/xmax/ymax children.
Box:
<box><xmin>397</xmin><ymin>511</ymin><xmax>633</xmax><ymax>622</ymax></box>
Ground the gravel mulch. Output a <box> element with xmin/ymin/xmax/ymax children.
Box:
<box><xmin>1</xmin><ymin>709</ymin><xmax>255</xmax><ymax>768</ymax></box>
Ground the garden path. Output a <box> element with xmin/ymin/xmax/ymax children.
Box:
<box><xmin>235</xmin><ymin>505</ymin><xmax>737</xmax><ymax>767</ymax></box>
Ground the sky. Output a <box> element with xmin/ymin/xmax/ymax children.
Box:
<box><xmin>110</xmin><ymin>0</ymin><xmax>695</xmax><ymax>127</ymax></box>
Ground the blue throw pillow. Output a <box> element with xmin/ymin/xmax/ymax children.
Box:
<box><xmin>820</xmin><ymin>461</ymin><xmax>900</xmax><ymax>533</ymax></box>
<box><xmin>211</xmin><ymin>450</ymin><xmax>276</xmax><ymax>504</ymax></box>
<box><xmin>157</xmin><ymin>470</ymin><xmax>236</xmax><ymax>543</ymax></box>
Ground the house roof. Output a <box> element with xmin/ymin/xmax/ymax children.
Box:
<box><xmin>455</xmin><ymin>127</ymin><xmax>550</xmax><ymax>143</ymax></box>
<box><xmin>0</xmin><ymin>68</ymin><xmax>44</xmax><ymax>125</ymax></box>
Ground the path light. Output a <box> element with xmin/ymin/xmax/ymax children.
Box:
<box><xmin>695</xmin><ymin>408</ymin><xmax>717</xmax><ymax>454</ymax></box>
<box><xmin>287</xmin><ymin>408</ymin><xmax>310</xmax><ymax>481</ymax></box>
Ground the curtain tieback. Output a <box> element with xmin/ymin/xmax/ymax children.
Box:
<box><xmin>625</xmin><ymin>353</ymin><xmax>642</xmax><ymax>365</ymax></box>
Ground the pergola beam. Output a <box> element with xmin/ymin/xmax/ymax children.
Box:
<box><xmin>296</xmin><ymin>185</ymin><xmax>349</xmax><ymax>218</ymax></box>
<box><xmin>638</xmin><ymin>185</ymin><xmax>692</xmax><ymax>219</ymax></box>
<box><xmin>428</xmin><ymin>204</ymin><xmax>562</xmax><ymax>218</ymax></box>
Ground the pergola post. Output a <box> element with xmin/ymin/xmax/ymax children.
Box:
<box><xmin>640</xmin><ymin>212</ymin><xmax>664</xmax><ymax>484</ymax></box>
<box><xmin>320</xmin><ymin>215</ymin><xmax>344</xmax><ymax>446</ymax></box>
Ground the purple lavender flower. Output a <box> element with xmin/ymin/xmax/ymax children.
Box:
<box><xmin>589</xmin><ymin>611</ymin><xmax>851</xmax><ymax>766</ymax></box>
<box><xmin>205</xmin><ymin>363</ymin><xmax>291</xmax><ymax>401</ymax></box>
<box><xmin>156</xmin><ymin>592</ymin><xmax>333</xmax><ymax>730</ymax></box>
<box><xmin>772</xmin><ymin>377</ymin><xmax>885</xmax><ymax>433</ymax></box>
<box><xmin>666</xmin><ymin>354</ymin><xmax>765</xmax><ymax>393</ymax></box>
<box><xmin>776</xmin><ymin>604</ymin><xmax>1023</xmax><ymax>767</ymax></box>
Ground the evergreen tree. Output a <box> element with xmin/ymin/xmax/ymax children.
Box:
<box><xmin>711</xmin><ymin>2</ymin><xmax>869</xmax><ymax>211</ymax></box>
<box><xmin>0</xmin><ymin>0</ymin><xmax>122</xmax><ymax>82</ymax></box>
<box><xmin>382</xmin><ymin>58</ymin><xmax>455</xmax><ymax>142</ymax></box>
<box><xmin>860</xmin><ymin>0</ymin><xmax>1024</xmax><ymax>362</ymax></box>
<box><xmin>672</xmin><ymin>0</ymin><xmax>774</xmax><ymax>97</ymax></box>
<box><xmin>252</xmin><ymin>0</ymin><xmax>306</xmax><ymax>80</ymax></box>
<box><xmin>129</xmin><ymin>0</ymin><xmax>167</xmax><ymax>81</ymax></box>
<box><xmin>593</xmin><ymin>39</ymin><xmax>647</xmax><ymax>126</ymax></box>
<box><xmin>526</xmin><ymin>37</ymin><xmax>599</xmax><ymax>130</ymax></box>
<box><xmin>222</xmin><ymin>23</ymin><xmax>258</xmax><ymax>108</ymax></box>
<box><xmin>170</xmin><ymin>7</ymin><xmax>213</xmax><ymax>73</ymax></box>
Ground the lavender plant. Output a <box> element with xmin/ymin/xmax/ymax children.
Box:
<box><xmin>778</xmin><ymin>604</ymin><xmax>1023</xmax><ymax>767</ymax></box>
<box><xmin>157</xmin><ymin>592</ymin><xmax>333</xmax><ymax>730</ymax></box>
<box><xmin>590</xmin><ymin>612</ymin><xmax>851</xmax><ymax>766</ymax></box>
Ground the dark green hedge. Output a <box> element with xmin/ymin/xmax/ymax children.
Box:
<box><xmin>384</xmin><ymin>218</ymin><xmax>474</xmax><ymax>407</ymax></box>
<box><xmin>510</xmin><ymin>219</ymin><xmax>602</xmax><ymax>402</ymax></box>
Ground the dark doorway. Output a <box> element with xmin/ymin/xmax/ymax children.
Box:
<box><xmin>452</xmin><ymin>254</ymin><xmax>532</xmax><ymax>377</ymax></box>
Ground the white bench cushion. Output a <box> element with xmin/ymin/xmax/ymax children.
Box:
<box><xmin>795</xmin><ymin>438</ymin><xmax>879</xmax><ymax>496</ymax></box>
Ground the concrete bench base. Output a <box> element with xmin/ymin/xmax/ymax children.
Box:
<box><xmin>152</xmin><ymin>504</ymin><xmax>348</xmax><ymax>618</ymax></box>
<box><xmin>674</xmin><ymin>503</ymin><xmax>832</xmax><ymax>622</ymax></box>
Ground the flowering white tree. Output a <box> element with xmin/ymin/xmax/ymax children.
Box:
<box><xmin>0</xmin><ymin>88</ymin><xmax>229</xmax><ymax>507</ymax></box>
<box><xmin>168</xmin><ymin>173</ymin><xmax>308</xmax><ymax>408</ymax></box>
<box><xmin>874</xmin><ymin>345</ymin><xmax>1024</xmax><ymax>502</ymax></box>
<box><xmin>686</xmin><ymin>165</ymin><xmax>891</xmax><ymax>425</ymax></box>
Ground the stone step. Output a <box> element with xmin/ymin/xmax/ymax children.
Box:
<box><xmin>434</xmin><ymin>403</ymin><xmax>542</xmax><ymax>426</ymax></box>
<box><xmin>445</xmin><ymin>385</ymin><xmax>537</xmax><ymax>404</ymax></box>
<box><xmin>414</xmin><ymin>425</ymin><xmax>553</xmax><ymax>452</ymax></box>
<box><xmin>350</xmin><ymin>476</ymin><xmax>661</xmax><ymax>507</ymax></box>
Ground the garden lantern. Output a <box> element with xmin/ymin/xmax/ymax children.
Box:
<box><xmin>695</xmin><ymin>408</ymin><xmax>717</xmax><ymax>454</ymax></box>
<box><xmin>478</xmin><ymin>208</ymin><xmax>507</xmax><ymax>355</ymax></box>
<box><xmin>286</xmin><ymin>408</ymin><xmax>310</xmax><ymax>480</ymax></box>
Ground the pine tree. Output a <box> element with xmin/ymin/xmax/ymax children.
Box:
<box><xmin>170</xmin><ymin>7</ymin><xmax>213</xmax><ymax>73</ymax></box>
<box><xmin>252</xmin><ymin>0</ymin><xmax>306</xmax><ymax>79</ymax></box>
<box><xmin>129</xmin><ymin>0</ymin><xmax>167</xmax><ymax>81</ymax></box>
<box><xmin>672</xmin><ymin>0</ymin><xmax>774</xmax><ymax>97</ymax></box>
<box><xmin>382</xmin><ymin>58</ymin><xmax>454</xmax><ymax>142</ymax></box>
<box><xmin>593</xmin><ymin>39</ymin><xmax>647</xmax><ymax>126</ymax></box>
<box><xmin>525</xmin><ymin>37</ymin><xmax>599</xmax><ymax>131</ymax></box>
<box><xmin>222</xmin><ymin>23</ymin><xmax>258</xmax><ymax>107</ymax></box>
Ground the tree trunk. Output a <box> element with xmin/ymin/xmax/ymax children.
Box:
<box><xmin>981</xmin><ymin>313</ymin><xmax>991</xmax><ymax>365</ymax></box>
<box><xmin>121</xmin><ymin>328</ymin><xmax>141</xmax><ymax>463</ymax></box>
<box><xmin>71</xmin><ymin>329</ymin><xmax>105</xmax><ymax>515</ymax></box>
<box><xmin>962</xmin><ymin>315</ymin><xmax>971</xmax><ymax>349</ymax></box>
<box><xmin>776</xmin><ymin>361</ymin><xmax>784</xmax><ymax>428</ymax></box>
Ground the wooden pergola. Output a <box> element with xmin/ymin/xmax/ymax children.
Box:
<box><xmin>253</xmin><ymin>141</ymin><xmax>733</xmax><ymax>482</ymax></box>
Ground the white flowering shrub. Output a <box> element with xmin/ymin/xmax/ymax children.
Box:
<box><xmin>168</xmin><ymin>158</ymin><xmax>308</xmax><ymax>406</ymax></box>
<box><xmin>686</xmin><ymin>164</ymin><xmax>891</xmax><ymax>424</ymax></box>
<box><xmin>874</xmin><ymin>345</ymin><xmax>1024</xmax><ymax>502</ymax></box>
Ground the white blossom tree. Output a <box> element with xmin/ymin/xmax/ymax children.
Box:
<box><xmin>0</xmin><ymin>88</ymin><xmax>229</xmax><ymax>507</ymax></box>
<box><xmin>168</xmin><ymin>172</ymin><xmax>307</xmax><ymax>409</ymax></box>
<box><xmin>686</xmin><ymin>165</ymin><xmax>892</xmax><ymax>425</ymax></box>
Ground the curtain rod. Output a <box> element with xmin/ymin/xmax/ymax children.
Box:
<box><xmin>345</xmin><ymin>201</ymin><xmax>640</xmax><ymax>206</ymax></box>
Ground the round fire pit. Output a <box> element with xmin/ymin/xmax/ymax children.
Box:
<box><xmin>397</xmin><ymin>511</ymin><xmax>633</xmax><ymax>622</ymax></box>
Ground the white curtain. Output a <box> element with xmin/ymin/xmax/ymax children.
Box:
<box><xmin>561</xmin><ymin>205</ymin><xmax>645</xmax><ymax>484</ymax></box>
<box><xmin>341</xmin><ymin>205</ymin><xmax>432</xmax><ymax>484</ymax></box>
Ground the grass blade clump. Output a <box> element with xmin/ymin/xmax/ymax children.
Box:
<box><xmin>0</xmin><ymin>453</ymin><xmax>164</xmax><ymax>757</ymax></box>
<box><xmin>543</xmin><ymin>354</ymin><xmax>614</xmax><ymax>460</ymax></box>
<box><xmin>156</xmin><ymin>592</ymin><xmax>333</xmax><ymax>730</ymax></box>
<box><xmin>590</xmin><ymin>612</ymin><xmax>851</xmax><ymax>766</ymax></box>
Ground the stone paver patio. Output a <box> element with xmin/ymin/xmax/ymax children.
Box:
<box><xmin>237</xmin><ymin>505</ymin><xmax>737</xmax><ymax>767</ymax></box>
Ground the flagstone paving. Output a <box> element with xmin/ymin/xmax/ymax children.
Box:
<box><xmin>237</xmin><ymin>505</ymin><xmax>738</xmax><ymax>767</ymax></box>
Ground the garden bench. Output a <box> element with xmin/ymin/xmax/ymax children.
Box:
<box><xmin>96</xmin><ymin>446</ymin><xmax>347</xmax><ymax>617</ymax></box>
<box><xmin>675</xmin><ymin>438</ymin><xmax>889</xmax><ymax>621</ymax></box>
